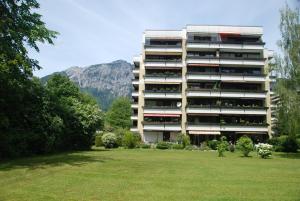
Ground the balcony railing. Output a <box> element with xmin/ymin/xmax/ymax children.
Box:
<box><xmin>143</xmin><ymin>121</ymin><xmax>181</xmax><ymax>125</ymax></box>
<box><xmin>144</xmin><ymin>74</ymin><xmax>181</xmax><ymax>78</ymax></box>
<box><xmin>186</xmin><ymin>39</ymin><xmax>265</xmax><ymax>45</ymax></box>
<box><xmin>144</xmin><ymin>59</ymin><xmax>182</xmax><ymax>62</ymax></box>
<box><xmin>186</xmin><ymin>55</ymin><xmax>265</xmax><ymax>61</ymax></box>
<box><xmin>144</xmin><ymin>44</ymin><xmax>182</xmax><ymax>48</ymax></box>
<box><xmin>187</xmin><ymin>122</ymin><xmax>268</xmax><ymax>126</ymax></box>
<box><xmin>187</xmin><ymin>105</ymin><xmax>267</xmax><ymax>109</ymax></box>
<box><xmin>186</xmin><ymin>88</ymin><xmax>267</xmax><ymax>93</ymax></box>
<box><xmin>144</xmin><ymin>105</ymin><xmax>180</xmax><ymax>109</ymax></box>
<box><xmin>186</xmin><ymin>72</ymin><xmax>265</xmax><ymax>77</ymax></box>
<box><xmin>144</xmin><ymin>90</ymin><xmax>181</xmax><ymax>93</ymax></box>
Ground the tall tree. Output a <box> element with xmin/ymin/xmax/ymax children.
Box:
<box><xmin>274</xmin><ymin>4</ymin><xmax>300</xmax><ymax>137</ymax></box>
<box><xmin>105</xmin><ymin>97</ymin><xmax>131</xmax><ymax>129</ymax></box>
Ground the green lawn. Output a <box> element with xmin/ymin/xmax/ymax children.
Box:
<box><xmin>0</xmin><ymin>149</ymin><xmax>300</xmax><ymax>201</ymax></box>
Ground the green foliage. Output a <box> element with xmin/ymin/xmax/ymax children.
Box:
<box><xmin>101</xmin><ymin>133</ymin><xmax>118</xmax><ymax>148</ymax></box>
<box><xmin>268</xmin><ymin>135</ymin><xmax>299</xmax><ymax>152</ymax></box>
<box><xmin>208</xmin><ymin>140</ymin><xmax>219</xmax><ymax>150</ymax></box>
<box><xmin>171</xmin><ymin>144</ymin><xmax>184</xmax><ymax>150</ymax></box>
<box><xmin>156</xmin><ymin>141</ymin><xmax>171</xmax><ymax>150</ymax></box>
<box><xmin>105</xmin><ymin>97</ymin><xmax>131</xmax><ymax>129</ymax></box>
<box><xmin>273</xmin><ymin>4</ymin><xmax>300</xmax><ymax>138</ymax></box>
<box><xmin>140</xmin><ymin>144</ymin><xmax>151</xmax><ymax>149</ymax></box>
<box><xmin>114</xmin><ymin>128</ymin><xmax>127</xmax><ymax>146</ymax></box>
<box><xmin>236</xmin><ymin>136</ymin><xmax>254</xmax><ymax>157</ymax></box>
<box><xmin>95</xmin><ymin>132</ymin><xmax>103</xmax><ymax>147</ymax></box>
<box><xmin>122</xmin><ymin>131</ymin><xmax>139</xmax><ymax>149</ymax></box>
<box><xmin>177</xmin><ymin>134</ymin><xmax>190</xmax><ymax>148</ymax></box>
<box><xmin>256</xmin><ymin>143</ymin><xmax>273</xmax><ymax>159</ymax></box>
<box><xmin>217</xmin><ymin>136</ymin><xmax>228</xmax><ymax>157</ymax></box>
<box><xmin>229</xmin><ymin>143</ymin><xmax>235</xmax><ymax>152</ymax></box>
<box><xmin>184</xmin><ymin>145</ymin><xmax>199</xmax><ymax>151</ymax></box>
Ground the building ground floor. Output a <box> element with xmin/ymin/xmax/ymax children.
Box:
<box><xmin>142</xmin><ymin>131</ymin><xmax>269</xmax><ymax>145</ymax></box>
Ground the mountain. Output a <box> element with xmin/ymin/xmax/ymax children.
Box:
<box><xmin>42</xmin><ymin>60</ymin><xmax>133</xmax><ymax>110</ymax></box>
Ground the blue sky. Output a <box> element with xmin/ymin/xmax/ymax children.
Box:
<box><xmin>31</xmin><ymin>0</ymin><xmax>299</xmax><ymax>77</ymax></box>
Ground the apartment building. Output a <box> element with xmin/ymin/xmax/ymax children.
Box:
<box><xmin>131</xmin><ymin>25</ymin><xmax>273</xmax><ymax>145</ymax></box>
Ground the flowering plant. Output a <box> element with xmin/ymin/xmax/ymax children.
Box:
<box><xmin>255</xmin><ymin>143</ymin><xmax>273</xmax><ymax>159</ymax></box>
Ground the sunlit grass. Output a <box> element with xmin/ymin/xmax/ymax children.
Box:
<box><xmin>0</xmin><ymin>149</ymin><xmax>300</xmax><ymax>201</ymax></box>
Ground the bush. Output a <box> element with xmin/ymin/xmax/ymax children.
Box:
<box><xmin>156</xmin><ymin>141</ymin><xmax>171</xmax><ymax>150</ymax></box>
<box><xmin>185</xmin><ymin>145</ymin><xmax>198</xmax><ymax>151</ymax></box>
<box><xmin>176</xmin><ymin>134</ymin><xmax>190</xmax><ymax>148</ymax></box>
<box><xmin>140</xmin><ymin>143</ymin><xmax>151</xmax><ymax>149</ymax></box>
<box><xmin>217</xmin><ymin>136</ymin><xmax>228</xmax><ymax>157</ymax></box>
<box><xmin>236</xmin><ymin>136</ymin><xmax>253</xmax><ymax>157</ymax></box>
<box><xmin>255</xmin><ymin>143</ymin><xmax>273</xmax><ymax>159</ymax></box>
<box><xmin>95</xmin><ymin>132</ymin><xmax>103</xmax><ymax>147</ymax></box>
<box><xmin>200</xmin><ymin>141</ymin><xmax>211</xmax><ymax>151</ymax></box>
<box><xmin>172</xmin><ymin>143</ymin><xmax>184</xmax><ymax>150</ymax></box>
<box><xmin>122</xmin><ymin>131</ymin><xmax>139</xmax><ymax>149</ymax></box>
<box><xmin>208</xmin><ymin>140</ymin><xmax>219</xmax><ymax>150</ymax></box>
<box><xmin>268</xmin><ymin>135</ymin><xmax>299</xmax><ymax>152</ymax></box>
<box><xmin>228</xmin><ymin>143</ymin><xmax>235</xmax><ymax>152</ymax></box>
<box><xmin>114</xmin><ymin>128</ymin><xmax>127</xmax><ymax>146</ymax></box>
<box><xmin>101</xmin><ymin>133</ymin><xmax>118</xmax><ymax>148</ymax></box>
<box><xmin>281</xmin><ymin>136</ymin><xmax>298</xmax><ymax>152</ymax></box>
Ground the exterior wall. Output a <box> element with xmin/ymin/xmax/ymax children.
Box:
<box><xmin>131</xmin><ymin>25</ymin><xmax>273</xmax><ymax>142</ymax></box>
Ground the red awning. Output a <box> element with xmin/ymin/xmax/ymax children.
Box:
<box><xmin>144</xmin><ymin>114</ymin><xmax>180</xmax><ymax>117</ymax></box>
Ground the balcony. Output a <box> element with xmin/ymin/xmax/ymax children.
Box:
<box><xmin>186</xmin><ymin>40</ymin><xmax>265</xmax><ymax>51</ymax></box>
<box><xmin>186</xmin><ymin>88</ymin><xmax>267</xmax><ymax>98</ymax></box>
<box><xmin>132</xmin><ymin>91</ymin><xmax>139</xmax><ymax>97</ymax></box>
<box><xmin>186</xmin><ymin>72</ymin><xmax>266</xmax><ymax>82</ymax></box>
<box><xmin>186</xmin><ymin>122</ymin><xmax>268</xmax><ymax>132</ymax></box>
<box><xmin>144</xmin><ymin>90</ymin><xmax>182</xmax><ymax>99</ymax></box>
<box><xmin>131</xmin><ymin>103</ymin><xmax>138</xmax><ymax>109</ymax></box>
<box><xmin>186</xmin><ymin>105</ymin><xmax>267</xmax><ymax>115</ymax></box>
<box><xmin>143</xmin><ymin>105</ymin><xmax>182</xmax><ymax>114</ymax></box>
<box><xmin>132</xmin><ymin>79</ymin><xmax>139</xmax><ymax>85</ymax></box>
<box><xmin>130</xmin><ymin>127</ymin><xmax>138</xmax><ymax>132</ymax></box>
<box><xmin>186</xmin><ymin>55</ymin><xmax>265</xmax><ymax>66</ymax></box>
<box><xmin>143</xmin><ymin>121</ymin><xmax>181</xmax><ymax>131</ymax></box>
<box><xmin>144</xmin><ymin>44</ymin><xmax>182</xmax><ymax>53</ymax></box>
<box><xmin>144</xmin><ymin>74</ymin><xmax>182</xmax><ymax>83</ymax></box>
<box><xmin>133</xmin><ymin>68</ymin><xmax>139</xmax><ymax>75</ymax></box>
<box><xmin>131</xmin><ymin>115</ymin><xmax>138</xmax><ymax>120</ymax></box>
<box><xmin>144</xmin><ymin>58</ymin><xmax>183</xmax><ymax>68</ymax></box>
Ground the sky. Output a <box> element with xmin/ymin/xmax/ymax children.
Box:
<box><xmin>31</xmin><ymin>0</ymin><xmax>299</xmax><ymax>77</ymax></box>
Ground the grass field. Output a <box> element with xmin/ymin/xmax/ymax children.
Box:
<box><xmin>0</xmin><ymin>148</ymin><xmax>300</xmax><ymax>201</ymax></box>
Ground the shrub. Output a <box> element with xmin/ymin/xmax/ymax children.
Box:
<box><xmin>172</xmin><ymin>143</ymin><xmax>184</xmax><ymax>150</ymax></box>
<box><xmin>236</xmin><ymin>136</ymin><xmax>254</xmax><ymax>157</ymax></box>
<box><xmin>208</xmin><ymin>140</ymin><xmax>219</xmax><ymax>150</ymax></box>
<box><xmin>122</xmin><ymin>131</ymin><xmax>139</xmax><ymax>149</ymax></box>
<box><xmin>156</xmin><ymin>141</ymin><xmax>171</xmax><ymax>149</ymax></box>
<box><xmin>255</xmin><ymin>143</ymin><xmax>273</xmax><ymax>159</ymax></box>
<box><xmin>217</xmin><ymin>136</ymin><xmax>228</xmax><ymax>157</ymax></box>
<box><xmin>185</xmin><ymin>145</ymin><xmax>198</xmax><ymax>151</ymax></box>
<box><xmin>101</xmin><ymin>133</ymin><xmax>118</xmax><ymax>148</ymax></box>
<box><xmin>281</xmin><ymin>136</ymin><xmax>298</xmax><ymax>152</ymax></box>
<box><xmin>176</xmin><ymin>134</ymin><xmax>190</xmax><ymax>148</ymax></box>
<box><xmin>114</xmin><ymin>128</ymin><xmax>127</xmax><ymax>146</ymax></box>
<box><xmin>268</xmin><ymin>135</ymin><xmax>299</xmax><ymax>152</ymax></box>
<box><xmin>95</xmin><ymin>132</ymin><xmax>103</xmax><ymax>147</ymax></box>
<box><xmin>200</xmin><ymin>141</ymin><xmax>211</xmax><ymax>151</ymax></box>
<box><xmin>228</xmin><ymin>143</ymin><xmax>235</xmax><ymax>152</ymax></box>
<box><xmin>140</xmin><ymin>143</ymin><xmax>151</xmax><ymax>149</ymax></box>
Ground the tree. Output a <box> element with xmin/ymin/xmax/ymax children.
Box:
<box><xmin>105</xmin><ymin>97</ymin><xmax>131</xmax><ymax>129</ymax></box>
<box><xmin>273</xmin><ymin>4</ymin><xmax>300</xmax><ymax>138</ymax></box>
<box><xmin>236</xmin><ymin>136</ymin><xmax>254</xmax><ymax>157</ymax></box>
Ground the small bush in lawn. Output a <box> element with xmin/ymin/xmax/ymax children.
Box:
<box><xmin>228</xmin><ymin>142</ymin><xmax>235</xmax><ymax>152</ymax></box>
<box><xmin>140</xmin><ymin>143</ymin><xmax>151</xmax><ymax>149</ymax></box>
<box><xmin>236</xmin><ymin>136</ymin><xmax>253</xmax><ymax>157</ymax></box>
<box><xmin>185</xmin><ymin>145</ymin><xmax>199</xmax><ymax>151</ymax></box>
<box><xmin>255</xmin><ymin>143</ymin><xmax>273</xmax><ymax>159</ymax></box>
<box><xmin>208</xmin><ymin>140</ymin><xmax>219</xmax><ymax>150</ymax></box>
<box><xmin>122</xmin><ymin>131</ymin><xmax>139</xmax><ymax>149</ymax></box>
<box><xmin>114</xmin><ymin>128</ymin><xmax>127</xmax><ymax>147</ymax></box>
<box><xmin>101</xmin><ymin>132</ymin><xmax>118</xmax><ymax>148</ymax></box>
<box><xmin>200</xmin><ymin>141</ymin><xmax>211</xmax><ymax>151</ymax></box>
<box><xmin>156</xmin><ymin>141</ymin><xmax>171</xmax><ymax>149</ymax></box>
<box><xmin>95</xmin><ymin>132</ymin><xmax>103</xmax><ymax>147</ymax></box>
<box><xmin>177</xmin><ymin>134</ymin><xmax>190</xmax><ymax>148</ymax></box>
<box><xmin>217</xmin><ymin>136</ymin><xmax>228</xmax><ymax>157</ymax></box>
<box><xmin>172</xmin><ymin>143</ymin><xmax>184</xmax><ymax>150</ymax></box>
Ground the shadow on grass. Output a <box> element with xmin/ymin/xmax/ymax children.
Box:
<box><xmin>0</xmin><ymin>151</ymin><xmax>113</xmax><ymax>171</ymax></box>
<box><xmin>275</xmin><ymin>152</ymin><xmax>300</xmax><ymax>159</ymax></box>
